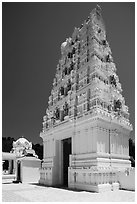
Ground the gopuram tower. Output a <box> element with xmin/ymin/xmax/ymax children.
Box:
<box><xmin>39</xmin><ymin>5</ymin><xmax>133</xmax><ymax>192</ymax></box>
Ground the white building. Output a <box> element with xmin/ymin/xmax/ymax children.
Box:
<box><xmin>2</xmin><ymin>137</ymin><xmax>41</xmax><ymax>183</ymax></box>
<box><xmin>39</xmin><ymin>5</ymin><xmax>133</xmax><ymax>192</ymax></box>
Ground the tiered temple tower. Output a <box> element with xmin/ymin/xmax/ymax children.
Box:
<box><xmin>39</xmin><ymin>5</ymin><xmax>133</xmax><ymax>192</ymax></box>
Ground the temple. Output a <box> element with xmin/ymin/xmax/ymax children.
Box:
<box><xmin>39</xmin><ymin>5</ymin><xmax>133</xmax><ymax>192</ymax></box>
<box><xmin>2</xmin><ymin>137</ymin><xmax>41</xmax><ymax>183</ymax></box>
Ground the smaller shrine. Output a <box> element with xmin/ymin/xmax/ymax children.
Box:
<box><xmin>11</xmin><ymin>137</ymin><xmax>37</xmax><ymax>158</ymax></box>
<box><xmin>2</xmin><ymin>137</ymin><xmax>41</xmax><ymax>183</ymax></box>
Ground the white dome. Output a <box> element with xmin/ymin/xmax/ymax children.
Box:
<box><xmin>15</xmin><ymin>137</ymin><xmax>30</xmax><ymax>144</ymax></box>
<box><xmin>13</xmin><ymin>137</ymin><xmax>32</xmax><ymax>150</ymax></box>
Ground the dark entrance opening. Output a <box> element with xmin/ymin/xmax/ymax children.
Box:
<box><xmin>17</xmin><ymin>162</ymin><xmax>21</xmax><ymax>182</ymax></box>
<box><xmin>62</xmin><ymin>137</ymin><xmax>71</xmax><ymax>186</ymax></box>
<box><xmin>3</xmin><ymin>160</ymin><xmax>9</xmax><ymax>171</ymax></box>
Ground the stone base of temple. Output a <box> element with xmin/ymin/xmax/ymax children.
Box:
<box><xmin>68</xmin><ymin>166</ymin><xmax>120</xmax><ymax>192</ymax></box>
<box><xmin>39</xmin><ymin>152</ymin><xmax>131</xmax><ymax>192</ymax></box>
<box><xmin>39</xmin><ymin>167</ymin><xmax>124</xmax><ymax>193</ymax></box>
<box><xmin>68</xmin><ymin>182</ymin><xmax>113</xmax><ymax>193</ymax></box>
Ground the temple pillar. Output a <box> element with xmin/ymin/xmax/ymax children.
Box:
<box><xmin>8</xmin><ymin>160</ymin><xmax>12</xmax><ymax>174</ymax></box>
<box><xmin>13</xmin><ymin>159</ymin><xmax>16</xmax><ymax>174</ymax></box>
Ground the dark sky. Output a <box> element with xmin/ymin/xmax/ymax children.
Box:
<box><xmin>2</xmin><ymin>2</ymin><xmax>135</xmax><ymax>144</ymax></box>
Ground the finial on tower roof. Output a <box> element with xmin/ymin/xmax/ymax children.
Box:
<box><xmin>96</xmin><ymin>4</ymin><xmax>102</xmax><ymax>15</ymax></box>
<box><xmin>96</xmin><ymin>4</ymin><xmax>101</xmax><ymax>9</ymax></box>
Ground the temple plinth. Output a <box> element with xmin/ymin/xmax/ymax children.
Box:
<box><xmin>39</xmin><ymin>5</ymin><xmax>133</xmax><ymax>192</ymax></box>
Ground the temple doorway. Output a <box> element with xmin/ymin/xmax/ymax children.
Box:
<box><xmin>62</xmin><ymin>137</ymin><xmax>72</xmax><ymax>186</ymax></box>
